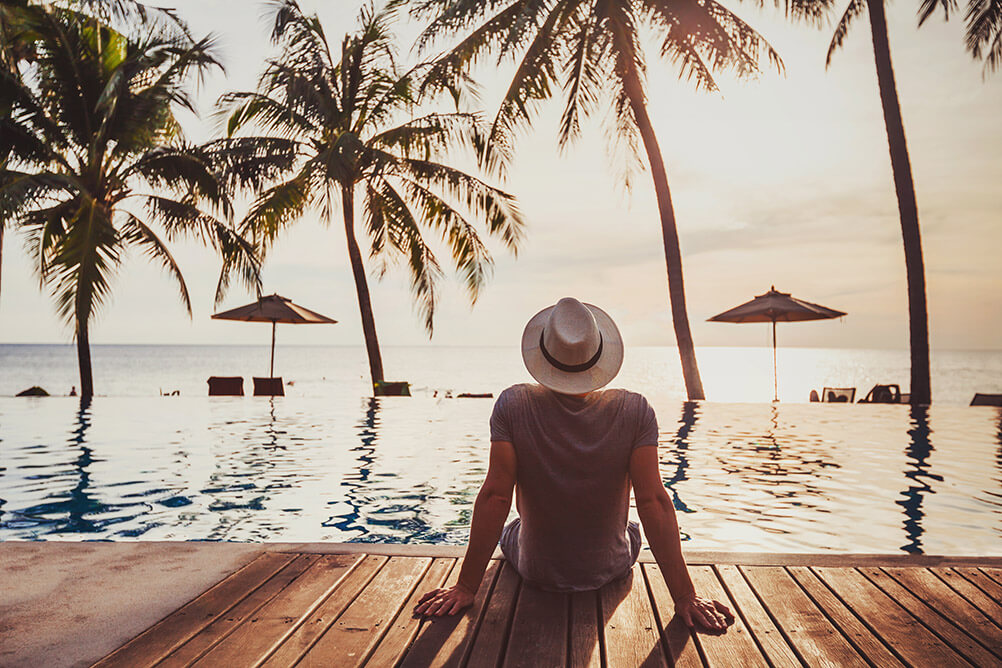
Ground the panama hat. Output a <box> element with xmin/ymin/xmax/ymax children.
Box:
<box><xmin>521</xmin><ymin>297</ymin><xmax>624</xmax><ymax>394</ymax></box>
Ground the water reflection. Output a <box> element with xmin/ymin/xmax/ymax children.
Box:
<box><xmin>662</xmin><ymin>401</ymin><xmax>698</xmax><ymax>515</ymax></box>
<box><xmin>324</xmin><ymin>398</ymin><xmax>380</xmax><ymax>540</ymax></box>
<box><xmin>897</xmin><ymin>405</ymin><xmax>942</xmax><ymax>554</ymax></box>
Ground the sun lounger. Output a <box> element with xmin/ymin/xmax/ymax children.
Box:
<box><xmin>253</xmin><ymin>377</ymin><xmax>285</xmax><ymax>396</ymax></box>
<box><xmin>822</xmin><ymin>387</ymin><xmax>855</xmax><ymax>403</ymax></box>
<box><xmin>971</xmin><ymin>393</ymin><xmax>1002</xmax><ymax>406</ymax></box>
<box><xmin>859</xmin><ymin>384</ymin><xmax>902</xmax><ymax>404</ymax></box>
<box><xmin>208</xmin><ymin>376</ymin><xmax>244</xmax><ymax>396</ymax></box>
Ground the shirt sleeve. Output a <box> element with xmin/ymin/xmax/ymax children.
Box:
<box><xmin>634</xmin><ymin>394</ymin><xmax>659</xmax><ymax>449</ymax></box>
<box><xmin>490</xmin><ymin>387</ymin><xmax>513</xmax><ymax>442</ymax></box>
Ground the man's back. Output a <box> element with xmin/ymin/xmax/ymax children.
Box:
<box><xmin>491</xmin><ymin>383</ymin><xmax>658</xmax><ymax>591</ymax></box>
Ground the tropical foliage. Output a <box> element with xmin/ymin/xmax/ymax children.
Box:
<box><xmin>0</xmin><ymin>2</ymin><xmax>260</xmax><ymax>400</ymax></box>
<box><xmin>220</xmin><ymin>1</ymin><xmax>523</xmax><ymax>392</ymax></box>
<box><xmin>394</xmin><ymin>0</ymin><xmax>785</xmax><ymax>401</ymax></box>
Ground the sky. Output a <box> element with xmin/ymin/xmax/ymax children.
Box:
<box><xmin>0</xmin><ymin>0</ymin><xmax>999</xmax><ymax>353</ymax></box>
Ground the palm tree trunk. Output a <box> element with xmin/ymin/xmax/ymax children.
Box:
<box><xmin>621</xmin><ymin>64</ymin><xmax>706</xmax><ymax>401</ymax></box>
<box><xmin>76</xmin><ymin>315</ymin><xmax>93</xmax><ymax>401</ymax></box>
<box><xmin>341</xmin><ymin>183</ymin><xmax>385</xmax><ymax>391</ymax></box>
<box><xmin>866</xmin><ymin>0</ymin><xmax>932</xmax><ymax>405</ymax></box>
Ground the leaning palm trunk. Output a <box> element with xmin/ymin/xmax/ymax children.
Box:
<box><xmin>867</xmin><ymin>0</ymin><xmax>931</xmax><ymax>405</ymax></box>
<box><xmin>621</xmin><ymin>63</ymin><xmax>705</xmax><ymax>400</ymax></box>
<box><xmin>341</xmin><ymin>184</ymin><xmax>385</xmax><ymax>389</ymax></box>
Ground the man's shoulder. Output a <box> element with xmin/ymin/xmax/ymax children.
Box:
<box><xmin>497</xmin><ymin>383</ymin><xmax>544</xmax><ymax>404</ymax></box>
<box><xmin>599</xmin><ymin>388</ymin><xmax>653</xmax><ymax>412</ymax></box>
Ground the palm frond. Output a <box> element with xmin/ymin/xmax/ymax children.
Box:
<box><xmin>827</xmin><ymin>0</ymin><xmax>867</xmax><ymax>67</ymax></box>
<box><xmin>119</xmin><ymin>212</ymin><xmax>191</xmax><ymax>315</ymax></box>
<box><xmin>966</xmin><ymin>0</ymin><xmax>1002</xmax><ymax>74</ymax></box>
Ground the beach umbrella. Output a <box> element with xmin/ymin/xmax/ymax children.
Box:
<box><xmin>708</xmin><ymin>286</ymin><xmax>846</xmax><ymax>401</ymax></box>
<box><xmin>211</xmin><ymin>294</ymin><xmax>338</xmax><ymax>377</ymax></box>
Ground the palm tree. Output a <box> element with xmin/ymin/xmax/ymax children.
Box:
<box><xmin>395</xmin><ymin>0</ymin><xmax>784</xmax><ymax>401</ymax></box>
<box><xmin>964</xmin><ymin>0</ymin><xmax>1001</xmax><ymax>74</ymax></box>
<box><xmin>220</xmin><ymin>1</ymin><xmax>523</xmax><ymax>394</ymax></box>
<box><xmin>778</xmin><ymin>0</ymin><xmax>931</xmax><ymax>404</ymax></box>
<box><xmin>0</xmin><ymin>4</ymin><xmax>260</xmax><ymax>401</ymax></box>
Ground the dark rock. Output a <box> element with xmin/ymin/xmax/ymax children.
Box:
<box><xmin>16</xmin><ymin>386</ymin><xmax>50</xmax><ymax>397</ymax></box>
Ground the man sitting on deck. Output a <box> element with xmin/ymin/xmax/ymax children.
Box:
<box><xmin>416</xmin><ymin>297</ymin><xmax>734</xmax><ymax>631</ymax></box>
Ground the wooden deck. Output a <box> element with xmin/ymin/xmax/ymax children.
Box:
<box><xmin>92</xmin><ymin>551</ymin><xmax>1002</xmax><ymax>667</ymax></box>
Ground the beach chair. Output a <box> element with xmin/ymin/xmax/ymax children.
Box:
<box><xmin>859</xmin><ymin>384</ymin><xmax>901</xmax><ymax>404</ymax></box>
<box><xmin>208</xmin><ymin>376</ymin><xmax>244</xmax><ymax>396</ymax></box>
<box><xmin>253</xmin><ymin>377</ymin><xmax>285</xmax><ymax>396</ymax></box>
<box><xmin>822</xmin><ymin>387</ymin><xmax>855</xmax><ymax>403</ymax></box>
<box><xmin>374</xmin><ymin>380</ymin><xmax>410</xmax><ymax>396</ymax></box>
<box><xmin>971</xmin><ymin>393</ymin><xmax>1002</xmax><ymax>406</ymax></box>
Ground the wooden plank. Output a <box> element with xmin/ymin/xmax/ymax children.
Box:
<box><xmin>463</xmin><ymin>561</ymin><xmax>519</xmax><ymax>668</ymax></box>
<box><xmin>93</xmin><ymin>552</ymin><xmax>296</xmax><ymax>668</ymax></box>
<box><xmin>363</xmin><ymin>557</ymin><xmax>456</xmax><ymax>667</ymax></box>
<box><xmin>742</xmin><ymin>566</ymin><xmax>866</xmax><ymax>667</ymax></box>
<box><xmin>813</xmin><ymin>567</ymin><xmax>971</xmax><ymax>667</ymax></box>
<box><xmin>786</xmin><ymin>567</ymin><xmax>905</xmax><ymax>667</ymax></box>
<box><xmin>569</xmin><ymin>591</ymin><xmax>602</xmax><ymax>668</ymax></box>
<box><xmin>885</xmin><ymin>567</ymin><xmax>1002</xmax><ymax>660</ymax></box>
<box><xmin>599</xmin><ymin>567</ymin><xmax>666</xmax><ymax>667</ymax></box>
<box><xmin>982</xmin><ymin>567</ymin><xmax>1002</xmax><ymax>587</ymax></box>
<box><xmin>641</xmin><ymin>564</ymin><xmax>702</xmax><ymax>668</ymax></box>
<box><xmin>714</xmin><ymin>566</ymin><xmax>800</xmax><ymax>668</ymax></box>
<box><xmin>688</xmin><ymin>566</ymin><xmax>767</xmax><ymax>668</ymax></box>
<box><xmin>158</xmin><ymin>554</ymin><xmax>321</xmax><ymax>667</ymax></box>
<box><xmin>503</xmin><ymin>584</ymin><xmax>567</xmax><ymax>667</ymax></box>
<box><xmin>401</xmin><ymin>559</ymin><xmax>504</xmax><ymax>668</ymax></box>
<box><xmin>931</xmin><ymin>567</ymin><xmax>1002</xmax><ymax>632</ymax></box>
<box><xmin>955</xmin><ymin>567</ymin><xmax>1002</xmax><ymax>603</ymax></box>
<box><xmin>298</xmin><ymin>556</ymin><xmax>430</xmax><ymax>667</ymax></box>
<box><xmin>191</xmin><ymin>554</ymin><xmax>362</xmax><ymax>667</ymax></box>
<box><xmin>260</xmin><ymin>555</ymin><xmax>388</xmax><ymax>667</ymax></box>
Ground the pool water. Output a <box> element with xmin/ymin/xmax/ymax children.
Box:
<box><xmin>1</xmin><ymin>396</ymin><xmax>1000</xmax><ymax>554</ymax></box>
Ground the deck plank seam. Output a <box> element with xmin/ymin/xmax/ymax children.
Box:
<box><xmin>378</xmin><ymin>552</ymin><xmax>458</xmax><ymax>668</ymax></box>
<box><xmin>864</xmin><ymin>566</ymin><xmax>992</xmax><ymax>666</ymax></box>
<box><xmin>776</xmin><ymin>564</ymin><xmax>879</xmax><ymax>668</ymax></box>
<box><xmin>458</xmin><ymin>558</ymin><xmax>505</xmax><ymax>668</ymax></box>
<box><xmin>140</xmin><ymin>553</ymin><xmax>300</xmax><ymax>668</ymax></box>
<box><xmin>594</xmin><ymin>576</ymin><xmax>610</xmax><ymax>668</ymax></box>
<box><xmin>931</xmin><ymin>568</ymin><xmax>1002</xmax><ymax>638</ymax></box>
<box><xmin>638</xmin><ymin>564</ymin><xmax>681</xmax><ymax>668</ymax></box>
<box><xmin>254</xmin><ymin>553</ymin><xmax>366</xmax><ymax>668</ymax></box>
<box><xmin>354</xmin><ymin>556</ymin><xmax>435</xmax><ymax>668</ymax></box>
<box><xmin>282</xmin><ymin>554</ymin><xmax>390</xmax><ymax>667</ymax></box>
<box><xmin>785</xmin><ymin>566</ymin><xmax>902</xmax><ymax>668</ymax></box>
<box><xmin>979</xmin><ymin>567</ymin><xmax>1002</xmax><ymax>588</ymax></box>
<box><xmin>92</xmin><ymin>552</ymin><xmax>290</xmax><ymax>668</ymax></box>
<box><xmin>952</xmin><ymin>567</ymin><xmax>1002</xmax><ymax>623</ymax></box>
<box><xmin>489</xmin><ymin>570</ymin><xmax>523</xmax><ymax>668</ymax></box>
<box><xmin>163</xmin><ymin>553</ymin><xmax>322</xmax><ymax>668</ymax></box>
<box><xmin>806</xmin><ymin>566</ymin><xmax>914</xmax><ymax>668</ymax></box>
<box><xmin>727</xmin><ymin>565</ymin><xmax>807</xmax><ymax>668</ymax></box>
<box><xmin>908</xmin><ymin>568</ymin><xmax>1002</xmax><ymax>661</ymax></box>
<box><xmin>397</xmin><ymin>557</ymin><xmax>461</xmax><ymax>668</ymax></box>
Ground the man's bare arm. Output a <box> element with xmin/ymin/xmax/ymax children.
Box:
<box><xmin>630</xmin><ymin>445</ymin><xmax>733</xmax><ymax>631</ymax></box>
<box><xmin>416</xmin><ymin>440</ymin><xmax>516</xmax><ymax>616</ymax></box>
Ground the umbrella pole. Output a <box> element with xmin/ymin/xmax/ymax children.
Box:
<box><xmin>270</xmin><ymin>321</ymin><xmax>276</xmax><ymax>378</ymax></box>
<box><xmin>772</xmin><ymin>320</ymin><xmax>778</xmax><ymax>402</ymax></box>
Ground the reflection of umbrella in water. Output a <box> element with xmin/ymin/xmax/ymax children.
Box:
<box><xmin>212</xmin><ymin>294</ymin><xmax>338</xmax><ymax>377</ymax></box>
<box><xmin>709</xmin><ymin>286</ymin><xmax>845</xmax><ymax>401</ymax></box>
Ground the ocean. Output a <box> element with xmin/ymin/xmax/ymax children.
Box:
<box><xmin>2</xmin><ymin>344</ymin><xmax>1001</xmax><ymax>404</ymax></box>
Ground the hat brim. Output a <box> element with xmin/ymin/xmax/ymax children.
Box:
<box><xmin>521</xmin><ymin>303</ymin><xmax>624</xmax><ymax>394</ymax></box>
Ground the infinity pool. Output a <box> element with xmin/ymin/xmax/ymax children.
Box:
<box><xmin>1</xmin><ymin>397</ymin><xmax>1000</xmax><ymax>554</ymax></box>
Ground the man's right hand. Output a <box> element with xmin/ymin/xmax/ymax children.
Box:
<box><xmin>677</xmin><ymin>595</ymin><xmax>734</xmax><ymax>631</ymax></box>
<box><xmin>414</xmin><ymin>584</ymin><xmax>476</xmax><ymax>616</ymax></box>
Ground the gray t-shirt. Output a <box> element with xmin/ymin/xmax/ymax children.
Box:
<box><xmin>490</xmin><ymin>383</ymin><xmax>659</xmax><ymax>591</ymax></box>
